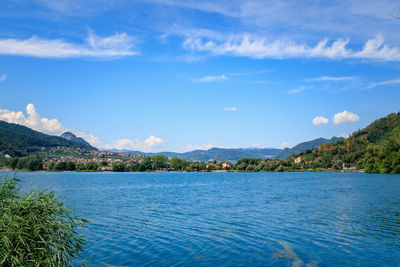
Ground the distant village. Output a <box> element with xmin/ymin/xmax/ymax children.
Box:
<box><xmin>32</xmin><ymin>147</ymin><xmax>233</xmax><ymax>172</ymax></box>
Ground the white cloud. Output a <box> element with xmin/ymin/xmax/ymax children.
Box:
<box><xmin>281</xmin><ymin>142</ymin><xmax>290</xmax><ymax>148</ymax></box>
<box><xmin>230</xmin><ymin>69</ymin><xmax>272</xmax><ymax>76</ymax></box>
<box><xmin>312</xmin><ymin>116</ymin><xmax>329</xmax><ymax>125</ymax></box>
<box><xmin>160</xmin><ymin>1</ymin><xmax>400</xmax><ymax>45</ymax></box>
<box><xmin>194</xmin><ymin>74</ymin><xmax>227</xmax><ymax>82</ymax></box>
<box><xmin>333</xmin><ymin>110</ymin><xmax>360</xmax><ymax>125</ymax></box>
<box><xmin>363</xmin><ymin>78</ymin><xmax>400</xmax><ymax>90</ymax></box>
<box><xmin>0</xmin><ymin>31</ymin><xmax>137</xmax><ymax>58</ymax></box>
<box><xmin>103</xmin><ymin>136</ymin><xmax>164</xmax><ymax>152</ymax></box>
<box><xmin>0</xmin><ymin>104</ymin><xmax>165</xmax><ymax>152</ymax></box>
<box><xmin>224</xmin><ymin>107</ymin><xmax>237</xmax><ymax>111</ymax></box>
<box><xmin>0</xmin><ymin>74</ymin><xmax>6</xmax><ymax>82</ymax></box>
<box><xmin>186</xmin><ymin>144</ymin><xmax>213</xmax><ymax>150</ymax></box>
<box><xmin>183</xmin><ymin>34</ymin><xmax>400</xmax><ymax>61</ymax></box>
<box><xmin>288</xmin><ymin>86</ymin><xmax>306</xmax><ymax>94</ymax></box>
<box><xmin>306</xmin><ymin>76</ymin><xmax>357</xmax><ymax>82</ymax></box>
<box><xmin>339</xmin><ymin>133</ymin><xmax>349</xmax><ymax>138</ymax></box>
<box><xmin>0</xmin><ymin>103</ymin><xmax>67</xmax><ymax>135</ymax></box>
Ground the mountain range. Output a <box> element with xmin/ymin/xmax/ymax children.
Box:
<box><xmin>106</xmin><ymin>136</ymin><xmax>342</xmax><ymax>162</ymax></box>
<box><xmin>275</xmin><ymin>137</ymin><xmax>343</xmax><ymax>159</ymax></box>
<box><xmin>0</xmin><ymin>120</ymin><xmax>345</xmax><ymax>161</ymax></box>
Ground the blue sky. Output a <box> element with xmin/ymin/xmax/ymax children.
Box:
<box><xmin>0</xmin><ymin>0</ymin><xmax>400</xmax><ymax>152</ymax></box>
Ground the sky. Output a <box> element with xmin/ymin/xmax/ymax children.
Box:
<box><xmin>0</xmin><ymin>0</ymin><xmax>400</xmax><ymax>152</ymax></box>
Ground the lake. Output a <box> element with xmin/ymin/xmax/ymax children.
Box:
<box><xmin>3</xmin><ymin>171</ymin><xmax>400</xmax><ymax>266</ymax></box>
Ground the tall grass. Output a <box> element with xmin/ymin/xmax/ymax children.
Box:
<box><xmin>0</xmin><ymin>175</ymin><xmax>87</xmax><ymax>266</ymax></box>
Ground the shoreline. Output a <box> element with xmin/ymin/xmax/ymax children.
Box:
<box><xmin>0</xmin><ymin>169</ymin><xmax>365</xmax><ymax>173</ymax></box>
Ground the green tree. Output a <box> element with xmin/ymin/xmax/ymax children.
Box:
<box><xmin>170</xmin><ymin>157</ymin><xmax>183</xmax><ymax>170</ymax></box>
<box><xmin>112</xmin><ymin>162</ymin><xmax>126</xmax><ymax>172</ymax></box>
<box><xmin>138</xmin><ymin>157</ymin><xmax>152</xmax><ymax>171</ymax></box>
<box><xmin>331</xmin><ymin>159</ymin><xmax>343</xmax><ymax>170</ymax></box>
<box><xmin>126</xmin><ymin>163</ymin><xmax>138</xmax><ymax>172</ymax></box>
<box><xmin>66</xmin><ymin>162</ymin><xmax>76</xmax><ymax>171</ymax></box>
<box><xmin>8</xmin><ymin>158</ymin><xmax>19</xmax><ymax>170</ymax></box>
<box><xmin>151</xmin><ymin>155</ymin><xmax>168</xmax><ymax>170</ymax></box>
<box><xmin>55</xmin><ymin>162</ymin><xmax>67</xmax><ymax>171</ymax></box>
<box><xmin>99</xmin><ymin>161</ymin><xmax>108</xmax><ymax>167</ymax></box>
<box><xmin>85</xmin><ymin>162</ymin><xmax>98</xmax><ymax>171</ymax></box>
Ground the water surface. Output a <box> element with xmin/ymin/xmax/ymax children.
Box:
<box><xmin>5</xmin><ymin>171</ymin><xmax>400</xmax><ymax>266</ymax></box>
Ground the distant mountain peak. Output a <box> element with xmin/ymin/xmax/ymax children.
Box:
<box><xmin>60</xmin><ymin>132</ymin><xmax>93</xmax><ymax>148</ymax></box>
<box><xmin>61</xmin><ymin>132</ymin><xmax>77</xmax><ymax>139</ymax></box>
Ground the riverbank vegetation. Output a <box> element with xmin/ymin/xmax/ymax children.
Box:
<box><xmin>0</xmin><ymin>175</ymin><xmax>87</xmax><ymax>265</ymax></box>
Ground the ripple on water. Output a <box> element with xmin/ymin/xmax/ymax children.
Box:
<box><xmin>9</xmin><ymin>171</ymin><xmax>400</xmax><ymax>266</ymax></box>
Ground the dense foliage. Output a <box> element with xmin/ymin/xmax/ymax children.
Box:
<box><xmin>0</xmin><ymin>156</ymin><xmax>43</xmax><ymax>171</ymax></box>
<box><xmin>0</xmin><ymin>121</ymin><xmax>95</xmax><ymax>157</ymax></box>
<box><xmin>0</xmin><ymin>175</ymin><xmax>87</xmax><ymax>266</ymax></box>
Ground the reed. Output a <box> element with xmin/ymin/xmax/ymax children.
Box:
<box><xmin>0</xmin><ymin>175</ymin><xmax>87</xmax><ymax>266</ymax></box>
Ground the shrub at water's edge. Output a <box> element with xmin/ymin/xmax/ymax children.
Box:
<box><xmin>0</xmin><ymin>175</ymin><xmax>87</xmax><ymax>266</ymax></box>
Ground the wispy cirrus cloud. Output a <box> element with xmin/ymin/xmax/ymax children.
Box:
<box><xmin>194</xmin><ymin>74</ymin><xmax>227</xmax><ymax>82</ymax></box>
<box><xmin>229</xmin><ymin>69</ymin><xmax>272</xmax><ymax>76</ymax></box>
<box><xmin>363</xmin><ymin>78</ymin><xmax>400</xmax><ymax>90</ymax></box>
<box><xmin>224</xmin><ymin>107</ymin><xmax>237</xmax><ymax>111</ymax></box>
<box><xmin>0</xmin><ymin>74</ymin><xmax>6</xmax><ymax>82</ymax></box>
<box><xmin>305</xmin><ymin>76</ymin><xmax>357</xmax><ymax>82</ymax></box>
<box><xmin>0</xmin><ymin>31</ymin><xmax>137</xmax><ymax>59</ymax></box>
<box><xmin>183</xmin><ymin>33</ymin><xmax>400</xmax><ymax>61</ymax></box>
<box><xmin>288</xmin><ymin>86</ymin><xmax>307</xmax><ymax>94</ymax></box>
<box><xmin>186</xmin><ymin>143</ymin><xmax>213</xmax><ymax>150</ymax></box>
<box><xmin>159</xmin><ymin>1</ymin><xmax>400</xmax><ymax>43</ymax></box>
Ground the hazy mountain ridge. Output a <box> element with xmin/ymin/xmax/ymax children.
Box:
<box><xmin>108</xmin><ymin>138</ymin><xmax>344</xmax><ymax>162</ymax></box>
<box><xmin>276</xmin><ymin>137</ymin><xmax>344</xmax><ymax>159</ymax></box>
<box><xmin>106</xmin><ymin>147</ymin><xmax>283</xmax><ymax>162</ymax></box>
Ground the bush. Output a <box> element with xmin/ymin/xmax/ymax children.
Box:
<box><xmin>0</xmin><ymin>175</ymin><xmax>87</xmax><ymax>266</ymax></box>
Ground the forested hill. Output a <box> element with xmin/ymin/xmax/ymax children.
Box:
<box><xmin>107</xmin><ymin>147</ymin><xmax>283</xmax><ymax>162</ymax></box>
<box><xmin>276</xmin><ymin>137</ymin><xmax>343</xmax><ymax>159</ymax></box>
<box><xmin>0</xmin><ymin>121</ymin><xmax>96</xmax><ymax>157</ymax></box>
<box><xmin>297</xmin><ymin>112</ymin><xmax>400</xmax><ymax>173</ymax></box>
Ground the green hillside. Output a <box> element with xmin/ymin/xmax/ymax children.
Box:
<box><xmin>0</xmin><ymin>121</ymin><xmax>96</xmax><ymax>157</ymax></box>
<box><xmin>298</xmin><ymin>112</ymin><xmax>400</xmax><ymax>173</ymax></box>
<box><xmin>276</xmin><ymin>137</ymin><xmax>343</xmax><ymax>159</ymax></box>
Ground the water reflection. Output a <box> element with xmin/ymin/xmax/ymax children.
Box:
<box><xmin>274</xmin><ymin>241</ymin><xmax>318</xmax><ymax>267</ymax></box>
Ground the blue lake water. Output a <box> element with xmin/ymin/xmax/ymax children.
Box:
<box><xmin>3</xmin><ymin>171</ymin><xmax>400</xmax><ymax>266</ymax></box>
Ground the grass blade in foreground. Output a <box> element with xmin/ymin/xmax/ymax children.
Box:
<box><xmin>0</xmin><ymin>175</ymin><xmax>87</xmax><ymax>266</ymax></box>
